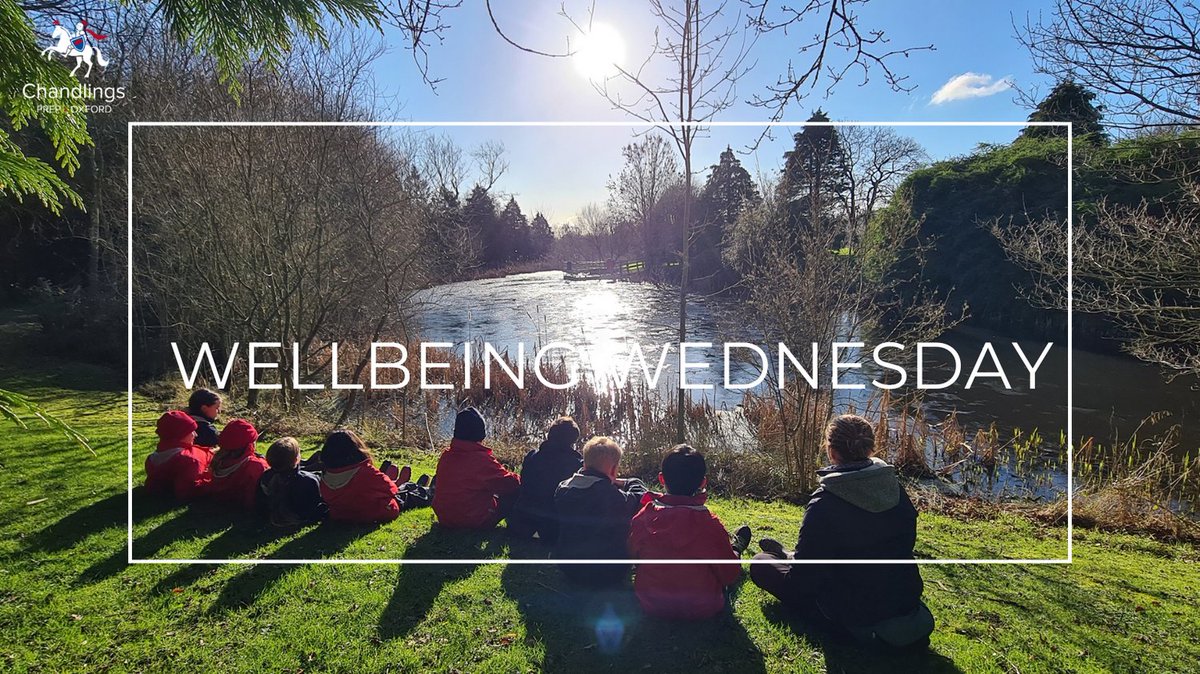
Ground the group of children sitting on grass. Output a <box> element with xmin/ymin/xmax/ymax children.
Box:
<box><xmin>146</xmin><ymin>390</ymin><xmax>431</xmax><ymax>527</ymax></box>
<box><xmin>145</xmin><ymin>388</ymin><xmax>933</xmax><ymax>648</ymax></box>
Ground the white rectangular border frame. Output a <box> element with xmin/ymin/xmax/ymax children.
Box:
<box><xmin>127</xmin><ymin>120</ymin><xmax>1073</xmax><ymax>565</ymax></box>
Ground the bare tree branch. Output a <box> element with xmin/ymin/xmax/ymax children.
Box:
<box><xmin>994</xmin><ymin>144</ymin><xmax>1200</xmax><ymax>377</ymax></box>
<box><xmin>743</xmin><ymin>0</ymin><xmax>934</xmax><ymax>120</ymax></box>
<box><xmin>1015</xmin><ymin>0</ymin><xmax>1200</xmax><ymax>129</ymax></box>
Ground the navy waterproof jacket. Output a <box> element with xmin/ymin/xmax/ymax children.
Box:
<box><xmin>257</xmin><ymin>468</ymin><xmax>328</xmax><ymax>527</ymax></box>
<box><xmin>509</xmin><ymin>438</ymin><xmax>583</xmax><ymax>543</ymax></box>
<box><xmin>187</xmin><ymin>409</ymin><xmax>220</xmax><ymax>449</ymax></box>
<box><xmin>553</xmin><ymin>469</ymin><xmax>648</xmax><ymax>585</ymax></box>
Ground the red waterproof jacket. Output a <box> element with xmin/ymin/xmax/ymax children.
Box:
<box><xmin>432</xmin><ymin>438</ymin><xmax>520</xmax><ymax>529</ymax></box>
<box><xmin>320</xmin><ymin>459</ymin><xmax>401</xmax><ymax>523</ymax></box>
<box><xmin>144</xmin><ymin>444</ymin><xmax>213</xmax><ymax>501</ymax></box>
<box><xmin>628</xmin><ymin>492</ymin><xmax>741</xmax><ymax>620</ymax></box>
<box><xmin>209</xmin><ymin>449</ymin><xmax>269</xmax><ymax>510</ymax></box>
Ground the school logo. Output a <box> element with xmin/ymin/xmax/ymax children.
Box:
<box><xmin>41</xmin><ymin>19</ymin><xmax>110</xmax><ymax>78</ymax></box>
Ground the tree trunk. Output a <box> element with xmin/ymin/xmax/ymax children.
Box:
<box><xmin>674</xmin><ymin>1</ymin><xmax>697</xmax><ymax>444</ymax></box>
<box><xmin>86</xmin><ymin>144</ymin><xmax>102</xmax><ymax>294</ymax></box>
<box><xmin>676</xmin><ymin>148</ymin><xmax>691</xmax><ymax>443</ymax></box>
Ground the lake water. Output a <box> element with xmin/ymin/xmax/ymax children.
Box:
<box><xmin>413</xmin><ymin>271</ymin><xmax>1199</xmax><ymax>461</ymax></box>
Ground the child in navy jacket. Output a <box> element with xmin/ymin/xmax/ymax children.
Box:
<box><xmin>554</xmin><ymin>436</ymin><xmax>648</xmax><ymax>586</ymax></box>
<box><xmin>257</xmin><ymin>437</ymin><xmax>328</xmax><ymax>527</ymax></box>
<box><xmin>185</xmin><ymin>388</ymin><xmax>222</xmax><ymax>450</ymax></box>
<box><xmin>508</xmin><ymin>416</ymin><xmax>583</xmax><ymax>543</ymax></box>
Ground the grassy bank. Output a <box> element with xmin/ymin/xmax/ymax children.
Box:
<box><xmin>1</xmin><ymin>357</ymin><xmax>1198</xmax><ymax>673</ymax></box>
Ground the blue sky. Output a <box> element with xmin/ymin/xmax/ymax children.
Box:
<box><xmin>362</xmin><ymin>1</ymin><xmax>1059</xmax><ymax>224</ymax></box>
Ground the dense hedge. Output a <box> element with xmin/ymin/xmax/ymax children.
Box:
<box><xmin>871</xmin><ymin>130</ymin><xmax>1200</xmax><ymax>348</ymax></box>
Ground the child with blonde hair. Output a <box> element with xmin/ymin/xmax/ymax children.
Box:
<box><xmin>553</xmin><ymin>436</ymin><xmax>648</xmax><ymax>586</ymax></box>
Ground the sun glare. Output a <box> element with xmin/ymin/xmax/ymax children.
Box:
<box><xmin>574</xmin><ymin>23</ymin><xmax>625</xmax><ymax>82</ymax></box>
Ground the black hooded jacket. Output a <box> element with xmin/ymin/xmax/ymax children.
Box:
<box><xmin>795</xmin><ymin>458</ymin><xmax>924</xmax><ymax>626</ymax></box>
<box><xmin>509</xmin><ymin>438</ymin><xmax>583</xmax><ymax>543</ymax></box>
<box><xmin>256</xmin><ymin>468</ymin><xmax>328</xmax><ymax>527</ymax></box>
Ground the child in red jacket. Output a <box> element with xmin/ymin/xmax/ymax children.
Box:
<box><xmin>629</xmin><ymin>445</ymin><xmax>752</xmax><ymax>620</ymax></box>
<box><xmin>209</xmin><ymin>419</ymin><xmax>269</xmax><ymax>510</ymax></box>
<box><xmin>431</xmin><ymin>408</ymin><xmax>520</xmax><ymax>529</ymax></box>
<box><xmin>319</xmin><ymin>430</ymin><xmax>405</xmax><ymax>523</ymax></box>
<box><xmin>145</xmin><ymin>410</ymin><xmax>213</xmax><ymax>501</ymax></box>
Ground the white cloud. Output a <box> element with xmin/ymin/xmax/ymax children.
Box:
<box><xmin>930</xmin><ymin>72</ymin><xmax>1012</xmax><ymax>105</ymax></box>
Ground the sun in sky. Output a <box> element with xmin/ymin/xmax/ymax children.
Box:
<box><xmin>573</xmin><ymin>23</ymin><xmax>625</xmax><ymax>81</ymax></box>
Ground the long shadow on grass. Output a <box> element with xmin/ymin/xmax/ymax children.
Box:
<box><xmin>203</xmin><ymin>523</ymin><xmax>372</xmax><ymax>614</ymax></box>
<box><xmin>132</xmin><ymin>500</ymin><xmax>243</xmax><ymax>556</ymax></box>
<box><xmin>150</xmin><ymin>519</ymin><xmax>376</xmax><ymax>610</ymax></box>
<box><xmin>75</xmin><ymin>496</ymin><xmax>236</xmax><ymax>585</ymax></box>
<box><xmin>25</xmin><ymin>491</ymin><xmax>135</xmax><ymax>553</ymax></box>
<box><xmin>759</xmin><ymin>602</ymin><xmax>963</xmax><ymax>674</ymax></box>
<box><xmin>148</xmin><ymin>515</ymin><xmax>286</xmax><ymax>595</ymax></box>
<box><xmin>18</xmin><ymin>490</ymin><xmax>166</xmax><ymax>584</ymax></box>
<box><xmin>376</xmin><ymin>527</ymin><xmax>507</xmax><ymax>641</ymax></box>
<box><xmin>500</xmin><ymin>564</ymin><xmax>768</xmax><ymax>672</ymax></box>
<box><xmin>931</xmin><ymin>564</ymin><xmax>1199</xmax><ymax>672</ymax></box>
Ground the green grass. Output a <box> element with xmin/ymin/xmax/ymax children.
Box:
<box><xmin>1</xmin><ymin>356</ymin><xmax>1198</xmax><ymax>673</ymax></box>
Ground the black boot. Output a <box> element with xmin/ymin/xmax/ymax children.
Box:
<box><xmin>730</xmin><ymin>525</ymin><xmax>752</xmax><ymax>555</ymax></box>
<box><xmin>759</xmin><ymin>538</ymin><xmax>786</xmax><ymax>556</ymax></box>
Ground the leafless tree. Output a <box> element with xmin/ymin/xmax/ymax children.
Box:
<box><xmin>130</xmin><ymin>30</ymin><xmax>439</xmax><ymax>416</ymax></box>
<box><xmin>577</xmin><ymin>201</ymin><xmax>610</xmax><ymax>260</ymax></box>
<box><xmin>726</xmin><ymin>172</ymin><xmax>953</xmax><ymax>484</ymax></box>
<box><xmin>838</xmin><ymin>126</ymin><xmax>928</xmax><ymax>249</ymax></box>
<box><xmin>417</xmin><ymin>132</ymin><xmax>466</xmax><ymax>199</ymax></box>
<box><xmin>606</xmin><ymin>134</ymin><xmax>681</xmax><ymax>269</ymax></box>
<box><xmin>742</xmin><ymin>0</ymin><xmax>934</xmax><ymax>118</ymax></box>
<box><xmin>994</xmin><ymin>148</ymin><xmax>1200</xmax><ymax>379</ymax></box>
<box><xmin>380</xmin><ymin>0</ymin><xmax>464</xmax><ymax>88</ymax></box>
<box><xmin>1015</xmin><ymin>0</ymin><xmax>1200</xmax><ymax>129</ymax></box>
<box><xmin>487</xmin><ymin>0</ymin><xmax>930</xmax><ymax>441</ymax></box>
<box><xmin>576</xmin><ymin>0</ymin><xmax>752</xmax><ymax>441</ymax></box>
<box><xmin>472</xmin><ymin>140</ymin><xmax>510</xmax><ymax>193</ymax></box>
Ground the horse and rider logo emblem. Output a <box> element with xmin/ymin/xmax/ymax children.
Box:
<box><xmin>41</xmin><ymin>19</ymin><xmax>110</xmax><ymax>78</ymax></box>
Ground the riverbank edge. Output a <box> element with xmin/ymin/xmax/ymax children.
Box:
<box><xmin>5</xmin><ymin>334</ymin><xmax>1197</xmax><ymax>546</ymax></box>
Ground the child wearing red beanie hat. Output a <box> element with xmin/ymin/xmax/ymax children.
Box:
<box><xmin>209</xmin><ymin>419</ymin><xmax>269</xmax><ymax>510</ymax></box>
<box><xmin>145</xmin><ymin>410</ymin><xmax>213</xmax><ymax>501</ymax></box>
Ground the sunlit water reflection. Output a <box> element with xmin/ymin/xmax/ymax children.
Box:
<box><xmin>412</xmin><ymin>271</ymin><xmax>1198</xmax><ymax>498</ymax></box>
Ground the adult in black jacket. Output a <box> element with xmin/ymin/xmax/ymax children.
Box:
<box><xmin>553</xmin><ymin>436</ymin><xmax>647</xmax><ymax>586</ymax></box>
<box><xmin>750</xmin><ymin>414</ymin><xmax>933</xmax><ymax>648</ymax></box>
<box><xmin>509</xmin><ymin>416</ymin><xmax>583</xmax><ymax>543</ymax></box>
